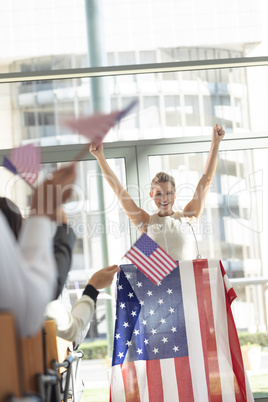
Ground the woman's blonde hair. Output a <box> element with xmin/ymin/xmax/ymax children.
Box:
<box><xmin>150</xmin><ymin>172</ymin><xmax>176</xmax><ymax>191</ymax></box>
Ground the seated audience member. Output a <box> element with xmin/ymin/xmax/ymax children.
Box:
<box><xmin>0</xmin><ymin>163</ymin><xmax>76</xmax><ymax>337</ymax></box>
<box><xmin>45</xmin><ymin>209</ymin><xmax>119</xmax><ymax>402</ymax></box>
<box><xmin>1</xmin><ymin>195</ymin><xmax>119</xmax><ymax>402</ymax></box>
<box><xmin>0</xmin><ymin>194</ymin><xmax>120</xmax><ymax>345</ymax></box>
<box><xmin>0</xmin><ymin>197</ymin><xmax>22</xmax><ymax>239</ymax></box>
<box><xmin>52</xmin><ymin>207</ymin><xmax>77</xmax><ymax>299</ymax></box>
<box><xmin>45</xmin><ymin>264</ymin><xmax>119</xmax><ymax>344</ymax></box>
<box><xmin>46</xmin><ymin>210</ymin><xmax>119</xmax><ymax>346</ymax></box>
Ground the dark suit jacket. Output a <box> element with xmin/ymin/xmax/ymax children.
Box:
<box><xmin>53</xmin><ymin>224</ymin><xmax>76</xmax><ymax>299</ymax></box>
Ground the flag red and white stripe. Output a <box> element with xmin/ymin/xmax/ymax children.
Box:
<box><xmin>10</xmin><ymin>143</ymin><xmax>40</xmax><ymax>185</ymax></box>
<box><xmin>110</xmin><ymin>259</ymin><xmax>254</xmax><ymax>402</ymax></box>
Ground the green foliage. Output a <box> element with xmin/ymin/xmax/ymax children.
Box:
<box><xmin>238</xmin><ymin>331</ymin><xmax>268</xmax><ymax>347</ymax></box>
<box><xmin>81</xmin><ymin>387</ymin><xmax>109</xmax><ymax>402</ymax></box>
<box><xmin>248</xmin><ymin>374</ymin><xmax>268</xmax><ymax>398</ymax></box>
<box><xmin>79</xmin><ymin>339</ymin><xmax>108</xmax><ymax>360</ymax></box>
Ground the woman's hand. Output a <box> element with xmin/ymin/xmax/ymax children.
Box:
<box><xmin>212</xmin><ymin>124</ymin><xmax>225</xmax><ymax>147</ymax></box>
<box><xmin>183</xmin><ymin>123</ymin><xmax>225</xmax><ymax>219</ymax></box>
<box><xmin>89</xmin><ymin>143</ymin><xmax>104</xmax><ymax>159</ymax></box>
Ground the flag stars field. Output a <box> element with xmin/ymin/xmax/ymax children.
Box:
<box><xmin>167</xmin><ymin>288</ymin><xmax>173</xmax><ymax>294</ymax></box>
<box><xmin>112</xmin><ymin>266</ymin><xmax>188</xmax><ymax>389</ymax></box>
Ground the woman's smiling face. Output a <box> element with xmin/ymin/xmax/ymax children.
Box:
<box><xmin>150</xmin><ymin>181</ymin><xmax>176</xmax><ymax>216</ymax></box>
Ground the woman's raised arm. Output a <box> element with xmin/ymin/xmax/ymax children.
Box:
<box><xmin>89</xmin><ymin>144</ymin><xmax>149</xmax><ymax>227</ymax></box>
<box><xmin>183</xmin><ymin>124</ymin><xmax>225</xmax><ymax>220</ymax></box>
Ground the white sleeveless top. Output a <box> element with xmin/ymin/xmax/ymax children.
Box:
<box><xmin>147</xmin><ymin>212</ymin><xmax>196</xmax><ymax>261</ymax></box>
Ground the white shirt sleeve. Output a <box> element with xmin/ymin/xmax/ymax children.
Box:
<box><xmin>45</xmin><ymin>295</ymin><xmax>95</xmax><ymax>342</ymax></box>
<box><xmin>0</xmin><ymin>212</ymin><xmax>56</xmax><ymax>337</ymax></box>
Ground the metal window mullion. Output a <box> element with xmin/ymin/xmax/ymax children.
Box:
<box><xmin>1</xmin><ymin>57</ymin><xmax>268</xmax><ymax>84</ymax></box>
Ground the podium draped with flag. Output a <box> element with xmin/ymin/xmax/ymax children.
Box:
<box><xmin>110</xmin><ymin>259</ymin><xmax>254</xmax><ymax>402</ymax></box>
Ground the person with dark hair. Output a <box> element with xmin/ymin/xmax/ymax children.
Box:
<box><xmin>0</xmin><ymin>197</ymin><xmax>22</xmax><ymax>239</ymax></box>
<box><xmin>0</xmin><ymin>163</ymin><xmax>77</xmax><ymax>337</ymax></box>
<box><xmin>0</xmin><ymin>196</ymin><xmax>119</xmax><ymax>345</ymax></box>
<box><xmin>0</xmin><ymin>198</ymin><xmax>76</xmax><ymax>299</ymax></box>
<box><xmin>1</xmin><ymin>184</ymin><xmax>119</xmax><ymax>402</ymax></box>
<box><xmin>90</xmin><ymin>124</ymin><xmax>225</xmax><ymax>260</ymax></box>
<box><xmin>52</xmin><ymin>207</ymin><xmax>77</xmax><ymax>299</ymax></box>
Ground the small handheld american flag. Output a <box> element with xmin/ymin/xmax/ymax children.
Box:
<box><xmin>125</xmin><ymin>233</ymin><xmax>178</xmax><ymax>284</ymax></box>
<box><xmin>3</xmin><ymin>143</ymin><xmax>40</xmax><ymax>188</ymax></box>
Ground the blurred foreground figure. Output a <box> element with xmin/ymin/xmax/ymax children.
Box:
<box><xmin>0</xmin><ymin>163</ymin><xmax>76</xmax><ymax>337</ymax></box>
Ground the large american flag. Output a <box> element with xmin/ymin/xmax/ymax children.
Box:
<box><xmin>110</xmin><ymin>259</ymin><xmax>253</xmax><ymax>402</ymax></box>
<box><xmin>125</xmin><ymin>234</ymin><xmax>178</xmax><ymax>284</ymax></box>
<box><xmin>3</xmin><ymin>143</ymin><xmax>40</xmax><ymax>186</ymax></box>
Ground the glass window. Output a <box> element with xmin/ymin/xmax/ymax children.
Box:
<box><xmin>0</xmin><ymin>157</ymin><xmax>130</xmax><ymax>280</ymax></box>
<box><xmin>141</xmin><ymin>96</ymin><xmax>161</xmax><ymax>137</ymax></box>
<box><xmin>60</xmin><ymin>158</ymin><xmax>131</xmax><ymax>274</ymax></box>
<box><xmin>204</xmin><ymin>96</ymin><xmax>217</xmax><ymax>127</ymax></box>
<box><xmin>0</xmin><ymin>0</ymin><xmax>266</xmax><ymax>74</ymax></box>
<box><xmin>140</xmin><ymin>50</ymin><xmax>156</xmax><ymax>64</ymax></box>
<box><xmin>1</xmin><ymin>64</ymin><xmax>264</xmax><ymax>147</ymax></box>
<box><xmin>185</xmin><ymin>95</ymin><xmax>200</xmax><ymax>127</ymax></box>
<box><xmin>165</xmin><ymin>95</ymin><xmax>181</xmax><ymax>127</ymax></box>
<box><xmin>118</xmin><ymin>51</ymin><xmax>136</xmax><ymax>65</ymax></box>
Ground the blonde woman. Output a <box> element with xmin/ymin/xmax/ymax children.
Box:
<box><xmin>89</xmin><ymin>124</ymin><xmax>225</xmax><ymax>260</ymax></box>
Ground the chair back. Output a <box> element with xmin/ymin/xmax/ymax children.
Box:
<box><xmin>43</xmin><ymin>320</ymin><xmax>72</xmax><ymax>374</ymax></box>
<box><xmin>0</xmin><ymin>313</ymin><xmax>21</xmax><ymax>401</ymax></box>
<box><xmin>20</xmin><ymin>329</ymin><xmax>44</xmax><ymax>393</ymax></box>
<box><xmin>0</xmin><ymin>314</ymin><xmax>75</xmax><ymax>402</ymax></box>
